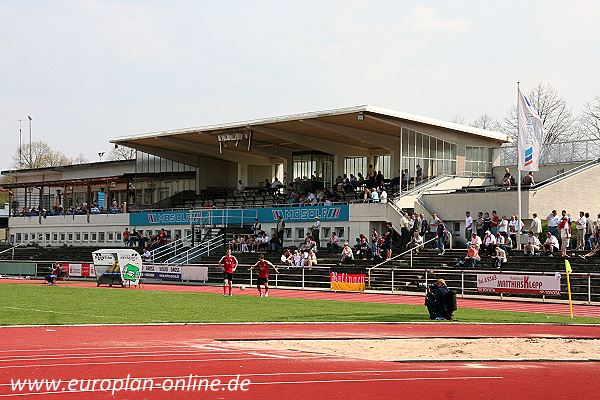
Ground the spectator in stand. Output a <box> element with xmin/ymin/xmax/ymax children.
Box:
<box><xmin>435</xmin><ymin>219</ymin><xmax>447</xmax><ymax>256</ymax></box>
<box><xmin>276</xmin><ymin>215</ymin><xmax>285</xmax><ymax>247</ymax></box>
<box><xmin>123</xmin><ymin>228</ymin><xmax>130</xmax><ymax>246</ymax></box>
<box><xmin>522</xmin><ymin>171</ymin><xmax>535</xmax><ymax>186</ymax></box>
<box><xmin>371</xmin><ymin>228</ymin><xmax>379</xmax><ymax>255</ymax></box>
<box><xmin>547</xmin><ymin>210</ymin><xmax>560</xmax><ymax>240</ymax></box>
<box><xmin>501</xmin><ymin>167</ymin><xmax>512</xmax><ymax>189</ymax></box>
<box><xmin>497</xmin><ymin>232</ymin><xmax>512</xmax><ymax>255</ymax></box>
<box><xmin>576</xmin><ymin>211</ymin><xmax>587</xmax><ymax>251</ymax></box>
<box><xmin>340</xmin><ymin>242</ymin><xmax>354</xmax><ymax>263</ymax></box>
<box><xmin>468</xmin><ymin>232</ymin><xmax>482</xmax><ymax>251</ymax></box>
<box><xmin>483</xmin><ymin>212</ymin><xmax>491</xmax><ymax>233</ymax></box>
<box><xmin>237</xmin><ymin>179</ymin><xmax>246</xmax><ymax>193</ymax></box>
<box><xmin>559</xmin><ymin>216</ymin><xmax>572</xmax><ymax>257</ymax></box>
<box><xmin>291</xmin><ymin>250</ymin><xmax>304</xmax><ymax>267</ymax></box>
<box><xmin>251</xmin><ymin>219</ymin><xmax>261</xmax><ymax>235</ymax></box>
<box><xmin>524</xmin><ymin>230</ymin><xmax>541</xmax><ymax>256</ymax></box>
<box><xmin>306</xmin><ymin>250</ymin><xmax>318</xmax><ymax>269</ymax></box>
<box><xmin>543</xmin><ymin>232</ymin><xmax>559</xmax><ymax>256</ymax></box>
<box><xmin>158</xmin><ymin>228</ymin><xmax>167</xmax><ymax>246</ymax></box>
<box><xmin>280</xmin><ymin>249</ymin><xmax>293</xmax><ymax>266</ymax></box>
<box><xmin>357</xmin><ymin>235</ymin><xmax>371</xmax><ymax>260</ymax></box>
<box><xmin>580</xmin><ymin>231</ymin><xmax>600</xmax><ymax>259</ymax></box>
<box><xmin>384</xmin><ymin>222</ymin><xmax>394</xmax><ymax>260</ymax></box>
<box><xmin>399</xmin><ymin>211</ymin><xmax>411</xmax><ymax>250</ymax></box>
<box><xmin>475</xmin><ymin>212</ymin><xmax>485</xmax><ymax>239</ymax></box>
<box><xmin>408</xmin><ymin>231</ymin><xmax>424</xmax><ymax>254</ymax></box>
<box><xmin>490</xmin><ymin>210</ymin><xmax>499</xmax><ymax>236</ymax></box>
<box><xmin>370</xmin><ymin>188</ymin><xmax>380</xmax><ymax>203</ymax></box>
<box><xmin>379</xmin><ymin>187</ymin><xmax>388</xmax><ymax>203</ymax></box>
<box><xmin>419</xmin><ymin>213</ymin><xmax>430</xmax><ymax>242</ymax></box>
<box><xmin>508</xmin><ymin>216</ymin><xmax>520</xmax><ymax>249</ymax></box>
<box><xmin>595</xmin><ymin>213</ymin><xmax>600</xmax><ymax>236</ymax></box>
<box><xmin>585</xmin><ymin>212</ymin><xmax>594</xmax><ymax>251</ymax></box>
<box><xmin>311</xmin><ymin>217</ymin><xmax>321</xmax><ymax>248</ymax></box>
<box><xmin>456</xmin><ymin>244</ymin><xmax>480</xmax><ymax>268</ymax></box>
<box><xmin>492</xmin><ymin>245</ymin><xmax>507</xmax><ymax>269</ymax></box>
<box><xmin>327</xmin><ymin>231</ymin><xmax>341</xmax><ymax>253</ymax></box>
<box><xmin>141</xmin><ymin>248</ymin><xmax>151</xmax><ymax>262</ymax></box>
<box><xmin>129</xmin><ymin>229</ymin><xmax>142</xmax><ymax>247</ymax></box>
<box><xmin>498</xmin><ymin>215</ymin><xmax>509</xmax><ymax>238</ymax></box>
<box><xmin>230</xmin><ymin>235</ymin><xmax>240</xmax><ymax>252</ymax></box>
<box><xmin>481</xmin><ymin>230</ymin><xmax>496</xmax><ymax>256</ymax></box>
<box><xmin>269</xmin><ymin>233</ymin><xmax>280</xmax><ymax>251</ymax></box>
<box><xmin>530</xmin><ymin>213</ymin><xmax>543</xmax><ymax>242</ymax></box>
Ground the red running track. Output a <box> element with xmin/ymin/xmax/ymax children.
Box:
<box><xmin>4</xmin><ymin>278</ymin><xmax>600</xmax><ymax>318</ymax></box>
<box><xmin>0</xmin><ymin>323</ymin><xmax>599</xmax><ymax>399</ymax></box>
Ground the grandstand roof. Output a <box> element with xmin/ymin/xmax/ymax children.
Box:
<box><xmin>110</xmin><ymin>105</ymin><xmax>510</xmax><ymax>166</ymax></box>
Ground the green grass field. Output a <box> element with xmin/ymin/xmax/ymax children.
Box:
<box><xmin>1</xmin><ymin>284</ymin><xmax>599</xmax><ymax>325</ymax></box>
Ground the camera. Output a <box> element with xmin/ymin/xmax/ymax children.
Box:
<box><xmin>417</xmin><ymin>282</ymin><xmax>435</xmax><ymax>290</ymax></box>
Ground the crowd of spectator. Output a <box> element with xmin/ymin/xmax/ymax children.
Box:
<box><xmin>15</xmin><ymin>200</ymin><xmax>126</xmax><ymax>217</ymax></box>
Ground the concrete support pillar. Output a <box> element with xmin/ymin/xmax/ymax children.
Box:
<box><xmin>237</xmin><ymin>163</ymin><xmax>249</xmax><ymax>186</ymax></box>
<box><xmin>333</xmin><ymin>154</ymin><xmax>345</xmax><ymax>179</ymax></box>
<box><xmin>390</xmin><ymin>149</ymin><xmax>402</xmax><ymax>179</ymax></box>
<box><xmin>195</xmin><ymin>167</ymin><xmax>202</xmax><ymax>195</ymax></box>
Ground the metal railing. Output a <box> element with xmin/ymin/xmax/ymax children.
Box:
<box><xmin>367</xmin><ymin>237</ymin><xmax>438</xmax><ymax>286</ymax></box>
<box><xmin>498</xmin><ymin>139</ymin><xmax>600</xmax><ymax>166</ymax></box>
<box><xmin>0</xmin><ymin>242</ymin><xmax>32</xmax><ymax>260</ymax></box>
<box><xmin>1</xmin><ymin>259</ymin><xmax>600</xmax><ymax>304</ymax></box>
<box><xmin>528</xmin><ymin>158</ymin><xmax>600</xmax><ymax>190</ymax></box>
<box><xmin>148</xmin><ymin>233</ymin><xmax>192</xmax><ymax>263</ymax></box>
<box><xmin>164</xmin><ymin>234</ymin><xmax>225</xmax><ymax>265</ymax></box>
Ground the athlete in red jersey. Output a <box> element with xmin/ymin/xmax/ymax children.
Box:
<box><xmin>218</xmin><ymin>248</ymin><xmax>239</xmax><ymax>296</ymax></box>
<box><xmin>249</xmin><ymin>254</ymin><xmax>279</xmax><ymax>297</ymax></box>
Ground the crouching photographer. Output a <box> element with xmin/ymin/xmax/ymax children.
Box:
<box><xmin>423</xmin><ymin>278</ymin><xmax>456</xmax><ymax>320</ymax></box>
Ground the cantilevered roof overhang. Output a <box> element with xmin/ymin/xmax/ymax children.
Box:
<box><xmin>110</xmin><ymin>105</ymin><xmax>510</xmax><ymax>166</ymax></box>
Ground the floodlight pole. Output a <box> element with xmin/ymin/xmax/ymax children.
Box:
<box><xmin>517</xmin><ymin>82</ymin><xmax>522</xmax><ymax>250</ymax></box>
<box><xmin>27</xmin><ymin>116</ymin><xmax>32</xmax><ymax>166</ymax></box>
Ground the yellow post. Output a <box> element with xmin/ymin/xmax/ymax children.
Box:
<box><xmin>565</xmin><ymin>260</ymin><xmax>573</xmax><ymax>318</ymax></box>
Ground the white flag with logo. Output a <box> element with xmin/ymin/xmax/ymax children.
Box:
<box><xmin>517</xmin><ymin>90</ymin><xmax>544</xmax><ymax>171</ymax></box>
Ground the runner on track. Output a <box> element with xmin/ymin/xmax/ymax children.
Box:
<box><xmin>218</xmin><ymin>248</ymin><xmax>239</xmax><ymax>296</ymax></box>
<box><xmin>249</xmin><ymin>254</ymin><xmax>279</xmax><ymax>297</ymax></box>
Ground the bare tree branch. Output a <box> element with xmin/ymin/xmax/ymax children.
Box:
<box><xmin>503</xmin><ymin>82</ymin><xmax>576</xmax><ymax>143</ymax></box>
<box><xmin>580</xmin><ymin>96</ymin><xmax>600</xmax><ymax>140</ymax></box>
<box><xmin>109</xmin><ymin>146</ymin><xmax>136</xmax><ymax>161</ymax></box>
<box><xmin>12</xmin><ymin>141</ymin><xmax>72</xmax><ymax>169</ymax></box>
<box><xmin>471</xmin><ymin>114</ymin><xmax>502</xmax><ymax>131</ymax></box>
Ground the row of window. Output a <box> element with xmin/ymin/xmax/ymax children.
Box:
<box><xmin>10</xmin><ymin>226</ymin><xmax>349</xmax><ymax>245</ymax></box>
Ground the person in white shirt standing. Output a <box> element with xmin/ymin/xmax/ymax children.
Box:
<box><xmin>379</xmin><ymin>188</ymin><xmax>388</xmax><ymax>203</ymax></box>
<box><xmin>576</xmin><ymin>211</ymin><xmax>587</xmax><ymax>251</ymax></box>
<box><xmin>465</xmin><ymin>211</ymin><xmax>473</xmax><ymax>242</ymax></box>
<box><xmin>530</xmin><ymin>213</ymin><xmax>542</xmax><ymax>242</ymax></box>
<box><xmin>498</xmin><ymin>215</ymin><xmax>509</xmax><ymax>236</ymax></box>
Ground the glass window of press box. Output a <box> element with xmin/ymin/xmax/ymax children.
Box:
<box><xmin>464</xmin><ymin>146</ymin><xmax>493</xmax><ymax>176</ymax></box>
<box><xmin>292</xmin><ymin>152</ymin><xmax>334</xmax><ymax>189</ymax></box>
<box><xmin>401</xmin><ymin>127</ymin><xmax>457</xmax><ymax>189</ymax></box>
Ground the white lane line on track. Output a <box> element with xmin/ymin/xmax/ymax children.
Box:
<box><xmin>0</xmin><ymin>351</ymin><xmax>249</xmax><ymax>363</ymax></box>
<box><xmin>247</xmin><ymin>352</ymin><xmax>290</xmax><ymax>359</ymax></box>
<box><xmin>0</xmin><ymin>376</ymin><xmax>504</xmax><ymax>397</ymax></box>
<box><xmin>0</xmin><ymin>345</ymin><xmax>194</xmax><ymax>354</ymax></box>
<box><xmin>0</xmin><ymin>369</ymin><xmax>451</xmax><ymax>387</ymax></box>
<box><xmin>0</xmin><ymin>355</ymin><xmax>338</xmax><ymax>370</ymax></box>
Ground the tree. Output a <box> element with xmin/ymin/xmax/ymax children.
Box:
<box><xmin>580</xmin><ymin>96</ymin><xmax>600</xmax><ymax>140</ymax></box>
<box><xmin>12</xmin><ymin>141</ymin><xmax>72</xmax><ymax>169</ymax></box>
<box><xmin>450</xmin><ymin>114</ymin><xmax>467</xmax><ymax>124</ymax></box>
<box><xmin>109</xmin><ymin>146</ymin><xmax>136</xmax><ymax>161</ymax></box>
<box><xmin>71</xmin><ymin>153</ymin><xmax>89</xmax><ymax>164</ymax></box>
<box><xmin>503</xmin><ymin>82</ymin><xmax>576</xmax><ymax>143</ymax></box>
<box><xmin>471</xmin><ymin>114</ymin><xmax>502</xmax><ymax>131</ymax></box>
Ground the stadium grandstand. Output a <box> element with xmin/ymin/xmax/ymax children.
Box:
<box><xmin>1</xmin><ymin>104</ymin><xmax>600</xmax><ymax>302</ymax></box>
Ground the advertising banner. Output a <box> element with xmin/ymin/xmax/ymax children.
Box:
<box><xmin>142</xmin><ymin>264</ymin><xmax>183</xmax><ymax>281</ymax></box>
<box><xmin>129</xmin><ymin>205</ymin><xmax>350</xmax><ymax>226</ymax></box>
<box><xmin>92</xmin><ymin>249</ymin><xmax>142</xmax><ymax>286</ymax></box>
<box><xmin>476</xmin><ymin>273</ymin><xmax>560</xmax><ymax>296</ymax></box>
<box><xmin>60</xmin><ymin>263</ymin><xmax>97</xmax><ymax>278</ymax></box>
<box><xmin>330</xmin><ymin>267</ymin><xmax>366</xmax><ymax>292</ymax></box>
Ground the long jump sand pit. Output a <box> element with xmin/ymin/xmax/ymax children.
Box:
<box><xmin>224</xmin><ymin>337</ymin><xmax>600</xmax><ymax>361</ymax></box>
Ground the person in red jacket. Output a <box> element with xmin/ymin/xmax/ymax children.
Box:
<box><xmin>250</xmin><ymin>254</ymin><xmax>279</xmax><ymax>297</ymax></box>
<box><xmin>218</xmin><ymin>248</ymin><xmax>239</xmax><ymax>296</ymax></box>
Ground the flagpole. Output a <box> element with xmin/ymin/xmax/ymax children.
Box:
<box><xmin>517</xmin><ymin>82</ymin><xmax>522</xmax><ymax>250</ymax></box>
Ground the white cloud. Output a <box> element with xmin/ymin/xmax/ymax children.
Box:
<box><xmin>410</xmin><ymin>4</ymin><xmax>469</xmax><ymax>34</ymax></box>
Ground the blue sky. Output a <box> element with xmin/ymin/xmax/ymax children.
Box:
<box><xmin>1</xmin><ymin>0</ymin><xmax>599</xmax><ymax>170</ymax></box>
